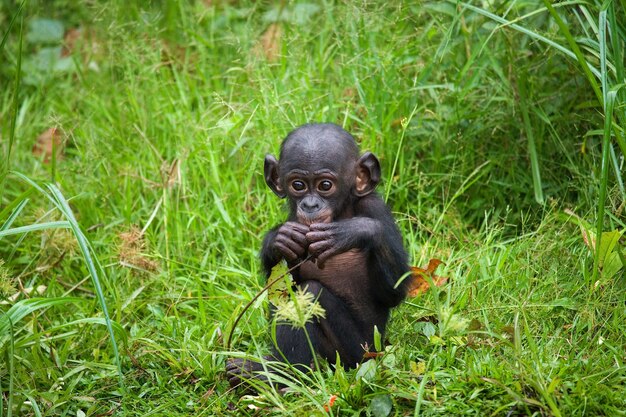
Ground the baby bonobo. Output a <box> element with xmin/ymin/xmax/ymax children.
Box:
<box><xmin>226</xmin><ymin>123</ymin><xmax>409</xmax><ymax>387</ymax></box>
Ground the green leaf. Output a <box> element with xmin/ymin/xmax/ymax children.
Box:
<box><xmin>598</xmin><ymin>230</ymin><xmax>623</xmax><ymax>267</ymax></box>
<box><xmin>355</xmin><ymin>358</ymin><xmax>377</xmax><ymax>382</ymax></box>
<box><xmin>602</xmin><ymin>251</ymin><xmax>623</xmax><ymax>280</ymax></box>
<box><xmin>369</xmin><ymin>394</ymin><xmax>393</xmax><ymax>417</ymax></box>
<box><xmin>0</xmin><ymin>221</ymin><xmax>71</xmax><ymax>238</ymax></box>
<box><xmin>373</xmin><ymin>325</ymin><xmax>382</xmax><ymax>352</ymax></box>
<box><xmin>422</xmin><ymin>321</ymin><xmax>436</xmax><ymax>338</ymax></box>
<box><xmin>263</xmin><ymin>3</ymin><xmax>320</xmax><ymax>24</ymax></box>
<box><xmin>291</xmin><ymin>3</ymin><xmax>321</xmax><ymax>25</ymax></box>
<box><xmin>26</xmin><ymin>18</ymin><xmax>64</xmax><ymax>44</ymax></box>
<box><xmin>268</xmin><ymin>261</ymin><xmax>290</xmax><ymax>305</ymax></box>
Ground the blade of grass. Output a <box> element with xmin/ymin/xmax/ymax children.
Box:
<box><xmin>384</xmin><ymin>103</ymin><xmax>418</xmax><ymax>202</ymax></box>
<box><xmin>7</xmin><ymin>318</ymin><xmax>14</xmax><ymax>417</ymax></box>
<box><xmin>0</xmin><ymin>1</ymin><xmax>25</xmax><ymax>52</ymax></box>
<box><xmin>2</xmin><ymin>13</ymin><xmax>23</xmax><ymax>200</ymax></box>
<box><xmin>592</xmin><ymin>8</ymin><xmax>617</xmax><ymax>285</ymax></box>
<box><xmin>591</xmin><ymin>86</ymin><xmax>616</xmax><ymax>288</ymax></box>
<box><xmin>23</xmin><ymin>394</ymin><xmax>43</xmax><ymax>417</ymax></box>
<box><xmin>0</xmin><ymin>198</ymin><xmax>29</xmax><ymax>232</ymax></box>
<box><xmin>517</xmin><ymin>70</ymin><xmax>544</xmax><ymax>204</ymax></box>
<box><xmin>0</xmin><ymin>188</ymin><xmax>35</xmax><ymax>221</ymax></box>
<box><xmin>609</xmin><ymin>146</ymin><xmax>625</xmax><ymax>197</ymax></box>
<box><xmin>0</xmin><ymin>221</ymin><xmax>71</xmax><ymax>238</ymax></box>
<box><xmin>47</xmin><ymin>317</ymin><xmax>127</xmax><ymax>347</ymax></box>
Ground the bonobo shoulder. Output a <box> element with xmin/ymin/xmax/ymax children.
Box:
<box><xmin>354</xmin><ymin>192</ymin><xmax>393</xmax><ymax>217</ymax></box>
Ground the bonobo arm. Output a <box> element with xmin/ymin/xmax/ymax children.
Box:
<box><xmin>306</xmin><ymin>194</ymin><xmax>409</xmax><ymax>307</ymax></box>
<box><xmin>306</xmin><ymin>217</ymin><xmax>383</xmax><ymax>265</ymax></box>
<box><xmin>260</xmin><ymin>222</ymin><xmax>309</xmax><ymax>276</ymax></box>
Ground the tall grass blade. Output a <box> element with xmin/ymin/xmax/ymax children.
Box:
<box><xmin>2</xmin><ymin>13</ymin><xmax>23</xmax><ymax>198</ymax></box>
<box><xmin>7</xmin><ymin>318</ymin><xmax>14</xmax><ymax>417</ymax></box>
<box><xmin>0</xmin><ymin>188</ymin><xmax>34</xmax><ymax>221</ymax></box>
<box><xmin>22</xmin><ymin>394</ymin><xmax>42</xmax><ymax>417</ymax></box>
<box><xmin>0</xmin><ymin>1</ymin><xmax>25</xmax><ymax>53</ymax></box>
<box><xmin>0</xmin><ymin>198</ymin><xmax>29</xmax><ymax>232</ymax></box>
<box><xmin>592</xmin><ymin>8</ymin><xmax>617</xmax><ymax>284</ymax></box>
<box><xmin>0</xmin><ymin>221</ymin><xmax>71</xmax><ymax>238</ymax></box>
<box><xmin>10</xmin><ymin>172</ymin><xmax>126</xmax><ymax>396</ymax></box>
<box><xmin>592</xmin><ymin>86</ymin><xmax>616</xmax><ymax>284</ymax></box>
<box><xmin>517</xmin><ymin>71</ymin><xmax>544</xmax><ymax>204</ymax></box>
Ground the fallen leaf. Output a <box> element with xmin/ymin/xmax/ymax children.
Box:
<box><xmin>407</xmin><ymin>258</ymin><xmax>447</xmax><ymax>297</ymax></box>
<box><xmin>62</xmin><ymin>27</ymin><xmax>82</xmax><ymax>56</ymax></box>
<box><xmin>363</xmin><ymin>351</ymin><xmax>384</xmax><ymax>359</ymax></box>
<box><xmin>255</xmin><ymin>23</ymin><xmax>282</xmax><ymax>61</ymax></box>
<box><xmin>32</xmin><ymin>127</ymin><xmax>64</xmax><ymax>163</ymax></box>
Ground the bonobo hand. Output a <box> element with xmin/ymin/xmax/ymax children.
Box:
<box><xmin>273</xmin><ymin>222</ymin><xmax>310</xmax><ymax>262</ymax></box>
<box><xmin>306</xmin><ymin>218</ymin><xmax>381</xmax><ymax>267</ymax></box>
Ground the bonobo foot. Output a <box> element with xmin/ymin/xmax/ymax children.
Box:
<box><xmin>225</xmin><ymin>356</ymin><xmax>271</xmax><ymax>389</ymax></box>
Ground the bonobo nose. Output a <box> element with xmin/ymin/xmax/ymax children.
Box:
<box><xmin>301</xmin><ymin>196</ymin><xmax>321</xmax><ymax>212</ymax></box>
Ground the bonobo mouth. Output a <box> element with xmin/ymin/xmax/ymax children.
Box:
<box><xmin>297</xmin><ymin>208</ymin><xmax>332</xmax><ymax>226</ymax></box>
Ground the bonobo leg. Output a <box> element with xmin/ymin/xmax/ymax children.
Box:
<box><xmin>225</xmin><ymin>356</ymin><xmax>271</xmax><ymax>388</ymax></box>
<box><xmin>273</xmin><ymin>280</ymin><xmax>371</xmax><ymax>368</ymax></box>
<box><xmin>226</xmin><ymin>281</ymin><xmax>371</xmax><ymax>388</ymax></box>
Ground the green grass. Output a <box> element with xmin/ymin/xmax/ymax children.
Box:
<box><xmin>1</xmin><ymin>1</ymin><xmax>625</xmax><ymax>415</ymax></box>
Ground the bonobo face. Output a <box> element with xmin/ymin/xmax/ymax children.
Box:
<box><xmin>264</xmin><ymin>123</ymin><xmax>380</xmax><ymax>225</ymax></box>
<box><xmin>282</xmin><ymin>164</ymin><xmax>345</xmax><ymax>225</ymax></box>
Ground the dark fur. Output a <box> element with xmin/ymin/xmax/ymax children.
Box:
<box><xmin>226</xmin><ymin>123</ymin><xmax>409</xmax><ymax>387</ymax></box>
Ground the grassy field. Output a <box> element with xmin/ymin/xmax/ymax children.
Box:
<box><xmin>1</xmin><ymin>1</ymin><xmax>625</xmax><ymax>415</ymax></box>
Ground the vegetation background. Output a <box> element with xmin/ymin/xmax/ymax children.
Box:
<box><xmin>0</xmin><ymin>0</ymin><xmax>624</xmax><ymax>415</ymax></box>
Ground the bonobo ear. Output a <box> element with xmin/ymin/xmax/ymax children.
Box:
<box><xmin>264</xmin><ymin>154</ymin><xmax>286</xmax><ymax>198</ymax></box>
<box><xmin>354</xmin><ymin>152</ymin><xmax>381</xmax><ymax>197</ymax></box>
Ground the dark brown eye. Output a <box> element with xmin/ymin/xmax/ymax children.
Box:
<box><xmin>318</xmin><ymin>180</ymin><xmax>333</xmax><ymax>192</ymax></box>
<box><xmin>292</xmin><ymin>180</ymin><xmax>306</xmax><ymax>191</ymax></box>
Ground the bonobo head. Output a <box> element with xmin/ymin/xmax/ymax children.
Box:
<box><xmin>264</xmin><ymin>123</ymin><xmax>381</xmax><ymax>225</ymax></box>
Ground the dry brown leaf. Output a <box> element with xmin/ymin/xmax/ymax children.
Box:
<box><xmin>62</xmin><ymin>28</ymin><xmax>82</xmax><ymax>57</ymax></box>
<box><xmin>255</xmin><ymin>23</ymin><xmax>282</xmax><ymax>61</ymax></box>
<box><xmin>362</xmin><ymin>351</ymin><xmax>384</xmax><ymax>359</ymax></box>
<box><xmin>407</xmin><ymin>258</ymin><xmax>448</xmax><ymax>297</ymax></box>
<box><xmin>62</xmin><ymin>27</ymin><xmax>101</xmax><ymax>61</ymax></box>
<box><xmin>33</xmin><ymin>127</ymin><xmax>64</xmax><ymax>163</ymax></box>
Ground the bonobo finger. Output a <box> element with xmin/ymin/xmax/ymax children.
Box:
<box><xmin>284</xmin><ymin>221</ymin><xmax>310</xmax><ymax>234</ymax></box>
<box><xmin>316</xmin><ymin>248</ymin><xmax>337</xmax><ymax>266</ymax></box>
<box><xmin>309</xmin><ymin>222</ymin><xmax>333</xmax><ymax>231</ymax></box>
<box><xmin>275</xmin><ymin>242</ymin><xmax>299</xmax><ymax>261</ymax></box>
<box><xmin>276</xmin><ymin>234</ymin><xmax>307</xmax><ymax>256</ymax></box>
<box><xmin>306</xmin><ymin>230</ymin><xmax>332</xmax><ymax>243</ymax></box>
<box><xmin>308</xmin><ymin>239</ymin><xmax>333</xmax><ymax>255</ymax></box>
<box><xmin>288</xmin><ymin>229</ymin><xmax>308</xmax><ymax>246</ymax></box>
